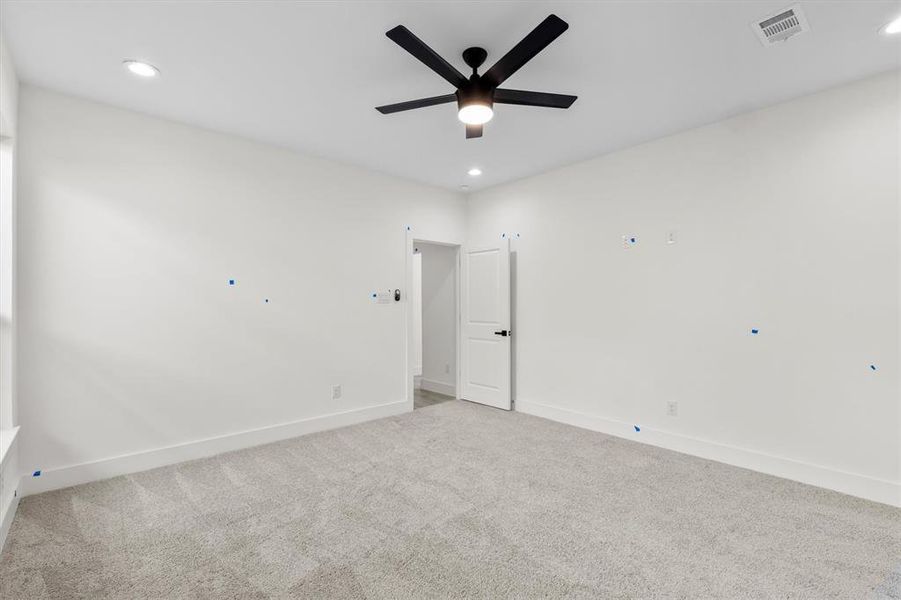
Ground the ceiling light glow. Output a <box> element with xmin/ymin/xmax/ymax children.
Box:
<box><xmin>883</xmin><ymin>15</ymin><xmax>901</xmax><ymax>34</ymax></box>
<box><xmin>467</xmin><ymin>168</ymin><xmax>482</xmax><ymax>177</ymax></box>
<box><xmin>458</xmin><ymin>104</ymin><xmax>493</xmax><ymax>125</ymax></box>
<box><xmin>123</xmin><ymin>60</ymin><xmax>160</xmax><ymax>78</ymax></box>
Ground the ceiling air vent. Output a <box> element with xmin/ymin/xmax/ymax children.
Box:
<box><xmin>751</xmin><ymin>4</ymin><xmax>810</xmax><ymax>47</ymax></box>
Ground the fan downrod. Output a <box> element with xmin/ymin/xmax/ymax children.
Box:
<box><xmin>462</xmin><ymin>47</ymin><xmax>488</xmax><ymax>75</ymax></box>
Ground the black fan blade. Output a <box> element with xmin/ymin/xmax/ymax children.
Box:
<box><xmin>482</xmin><ymin>15</ymin><xmax>569</xmax><ymax>88</ymax></box>
<box><xmin>494</xmin><ymin>88</ymin><xmax>577</xmax><ymax>109</ymax></box>
<box><xmin>466</xmin><ymin>124</ymin><xmax>483</xmax><ymax>139</ymax></box>
<box><xmin>386</xmin><ymin>25</ymin><xmax>468</xmax><ymax>88</ymax></box>
<box><xmin>376</xmin><ymin>94</ymin><xmax>457</xmax><ymax>114</ymax></box>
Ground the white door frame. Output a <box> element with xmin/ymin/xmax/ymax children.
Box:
<box><xmin>404</xmin><ymin>230</ymin><xmax>462</xmax><ymax>412</ymax></box>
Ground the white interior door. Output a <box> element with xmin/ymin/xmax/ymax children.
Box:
<box><xmin>461</xmin><ymin>240</ymin><xmax>511</xmax><ymax>410</ymax></box>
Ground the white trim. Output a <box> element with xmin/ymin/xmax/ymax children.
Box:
<box><xmin>0</xmin><ymin>490</ymin><xmax>18</xmax><ymax>552</ymax></box>
<box><xmin>20</xmin><ymin>400</ymin><xmax>408</xmax><ymax>496</ymax></box>
<box><xmin>455</xmin><ymin>246</ymin><xmax>462</xmax><ymax>400</ymax></box>
<box><xmin>0</xmin><ymin>426</ymin><xmax>18</xmax><ymax>469</ymax></box>
<box><xmin>420</xmin><ymin>378</ymin><xmax>455</xmax><ymax>397</ymax></box>
<box><xmin>404</xmin><ymin>229</ymin><xmax>414</xmax><ymax>412</ymax></box>
<box><xmin>517</xmin><ymin>400</ymin><xmax>901</xmax><ymax>508</ymax></box>
<box><xmin>0</xmin><ymin>428</ymin><xmax>19</xmax><ymax>552</ymax></box>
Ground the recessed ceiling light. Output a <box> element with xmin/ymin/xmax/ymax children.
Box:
<box><xmin>882</xmin><ymin>15</ymin><xmax>901</xmax><ymax>35</ymax></box>
<box><xmin>123</xmin><ymin>60</ymin><xmax>160</xmax><ymax>78</ymax></box>
<box><xmin>467</xmin><ymin>168</ymin><xmax>482</xmax><ymax>177</ymax></box>
<box><xmin>460</xmin><ymin>185</ymin><xmax>470</xmax><ymax>191</ymax></box>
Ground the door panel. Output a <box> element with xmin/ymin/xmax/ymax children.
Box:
<box><xmin>461</xmin><ymin>240</ymin><xmax>511</xmax><ymax>410</ymax></box>
<box><xmin>467</xmin><ymin>250</ymin><xmax>500</xmax><ymax>322</ymax></box>
<box><xmin>467</xmin><ymin>339</ymin><xmax>500</xmax><ymax>389</ymax></box>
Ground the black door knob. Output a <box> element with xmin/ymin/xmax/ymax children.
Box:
<box><xmin>493</xmin><ymin>330</ymin><xmax>509</xmax><ymax>337</ymax></box>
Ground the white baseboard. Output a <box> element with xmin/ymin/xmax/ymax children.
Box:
<box><xmin>420</xmin><ymin>378</ymin><xmax>455</xmax><ymax>397</ymax></box>
<box><xmin>20</xmin><ymin>400</ymin><xmax>409</xmax><ymax>496</ymax></box>
<box><xmin>0</xmin><ymin>428</ymin><xmax>20</xmax><ymax>552</ymax></box>
<box><xmin>0</xmin><ymin>491</ymin><xmax>19</xmax><ymax>553</ymax></box>
<box><xmin>516</xmin><ymin>400</ymin><xmax>901</xmax><ymax>508</ymax></box>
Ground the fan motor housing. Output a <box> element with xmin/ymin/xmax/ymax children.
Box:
<box><xmin>456</xmin><ymin>77</ymin><xmax>494</xmax><ymax>111</ymax></box>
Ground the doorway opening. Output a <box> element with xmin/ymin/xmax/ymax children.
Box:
<box><xmin>411</xmin><ymin>240</ymin><xmax>459</xmax><ymax>410</ymax></box>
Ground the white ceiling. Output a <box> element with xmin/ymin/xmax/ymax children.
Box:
<box><xmin>2</xmin><ymin>1</ymin><xmax>899</xmax><ymax>191</ymax></box>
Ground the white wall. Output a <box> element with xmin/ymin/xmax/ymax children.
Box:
<box><xmin>11</xmin><ymin>73</ymin><xmax>901</xmax><ymax>507</ymax></box>
<box><xmin>0</xmin><ymin>36</ymin><xmax>16</xmax><ymax>140</ymax></box>
<box><xmin>0</xmin><ymin>32</ymin><xmax>20</xmax><ymax>550</ymax></box>
<box><xmin>17</xmin><ymin>86</ymin><xmax>466</xmax><ymax>493</ymax></box>
<box><xmin>411</xmin><ymin>251</ymin><xmax>422</xmax><ymax>379</ymax></box>
<box><xmin>467</xmin><ymin>71</ymin><xmax>900</xmax><ymax>507</ymax></box>
<box><xmin>419</xmin><ymin>242</ymin><xmax>456</xmax><ymax>395</ymax></box>
<box><xmin>0</xmin><ymin>35</ymin><xmax>18</xmax><ymax>429</ymax></box>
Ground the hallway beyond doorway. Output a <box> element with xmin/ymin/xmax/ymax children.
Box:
<box><xmin>414</xmin><ymin>388</ymin><xmax>454</xmax><ymax>410</ymax></box>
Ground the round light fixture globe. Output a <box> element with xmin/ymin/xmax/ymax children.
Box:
<box><xmin>458</xmin><ymin>103</ymin><xmax>493</xmax><ymax>125</ymax></box>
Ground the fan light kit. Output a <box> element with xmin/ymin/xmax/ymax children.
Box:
<box><xmin>459</xmin><ymin>103</ymin><xmax>493</xmax><ymax>125</ymax></box>
<box><xmin>467</xmin><ymin>168</ymin><xmax>482</xmax><ymax>176</ymax></box>
<box><xmin>376</xmin><ymin>14</ymin><xmax>577</xmax><ymax>139</ymax></box>
<box><xmin>123</xmin><ymin>60</ymin><xmax>159</xmax><ymax>77</ymax></box>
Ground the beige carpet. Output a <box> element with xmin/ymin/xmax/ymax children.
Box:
<box><xmin>1</xmin><ymin>400</ymin><xmax>899</xmax><ymax>599</ymax></box>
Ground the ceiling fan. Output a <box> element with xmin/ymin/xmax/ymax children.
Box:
<box><xmin>376</xmin><ymin>14</ymin><xmax>577</xmax><ymax>139</ymax></box>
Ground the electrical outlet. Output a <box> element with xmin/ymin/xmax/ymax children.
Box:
<box><xmin>666</xmin><ymin>401</ymin><xmax>679</xmax><ymax>417</ymax></box>
<box><xmin>666</xmin><ymin>230</ymin><xmax>678</xmax><ymax>245</ymax></box>
<box><xmin>331</xmin><ymin>384</ymin><xmax>342</xmax><ymax>400</ymax></box>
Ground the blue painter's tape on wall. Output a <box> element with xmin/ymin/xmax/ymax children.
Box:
<box><xmin>751</xmin><ymin>329</ymin><xmax>759</xmax><ymax>335</ymax></box>
<box><xmin>228</xmin><ymin>279</ymin><xmax>235</xmax><ymax>286</ymax></box>
<box><xmin>634</xmin><ymin>425</ymin><xmax>640</xmax><ymax>432</ymax></box>
<box><xmin>264</xmin><ymin>299</ymin><xmax>269</xmax><ymax>303</ymax></box>
<box><xmin>33</xmin><ymin>470</ymin><xmax>41</xmax><ymax>477</ymax></box>
<box><xmin>870</xmin><ymin>364</ymin><xmax>877</xmax><ymax>371</ymax></box>
<box><xmin>630</xmin><ymin>237</ymin><xmax>636</xmax><ymax>243</ymax></box>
